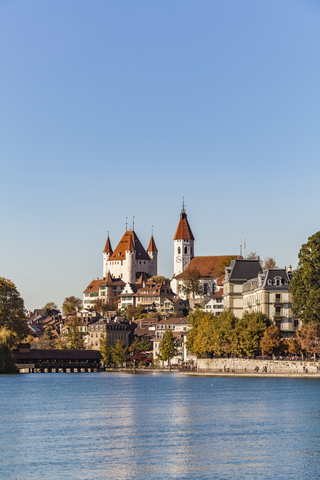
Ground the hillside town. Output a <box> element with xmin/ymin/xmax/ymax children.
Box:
<box><xmin>6</xmin><ymin>202</ymin><xmax>308</xmax><ymax>374</ymax></box>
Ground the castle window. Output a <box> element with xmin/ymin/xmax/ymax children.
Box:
<box><xmin>178</xmin><ymin>247</ymin><xmax>181</xmax><ymax>254</ymax></box>
<box><xmin>184</xmin><ymin>247</ymin><xmax>188</xmax><ymax>254</ymax></box>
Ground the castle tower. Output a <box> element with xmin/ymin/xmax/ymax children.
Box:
<box><xmin>173</xmin><ymin>203</ymin><xmax>195</xmax><ymax>277</ymax></box>
<box><xmin>147</xmin><ymin>234</ymin><xmax>158</xmax><ymax>277</ymax></box>
<box><xmin>103</xmin><ymin>235</ymin><xmax>113</xmax><ymax>278</ymax></box>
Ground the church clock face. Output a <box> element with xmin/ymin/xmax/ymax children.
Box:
<box><xmin>176</xmin><ymin>255</ymin><xmax>182</xmax><ymax>263</ymax></box>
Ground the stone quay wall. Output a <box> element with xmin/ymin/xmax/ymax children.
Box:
<box><xmin>196</xmin><ymin>358</ymin><xmax>320</xmax><ymax>374</ymax></box>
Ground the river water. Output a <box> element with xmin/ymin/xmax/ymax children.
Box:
<box><xmin>1</xmin><ymin>372</ymin><xmax>320</xmax><ymax>479</ymax></box>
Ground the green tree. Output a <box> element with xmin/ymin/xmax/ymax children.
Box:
<box><xmin>151</xmin><ymin>275</ymin><xmax>171</xmax><ymax>286</ymax></box>
<box><xmin>100</xmin><ymin>334</ymin><xmax>112</xmax><ymax>365</ymax></box>
<box><xmin>263</xmin><ymin>257</ymin><xmax>276</xmax><ymax>269</ymax></box>
<box><xmin>296</xmin><ymin>322</ymin><xmax>320</xmax><ymax>361</ymax></box>
<box><xmin>130</xmin><ymin>336</ymin><xmax>152</xmax><ymax>353</ymax></box>
<box><xmin>289</xmin><ymin>231</ymin><xmax>320</xmax><ymax>325</ymax></box>
<box><xmin>179</xmin><ymin>268</ymin><xmax>203</xmax><ymax>298</ymax></box>
<box><xmin>126</xmin><ymin>304</ymin><xmax>145</xmax><ymax>320</ymax></box>
<box><xmin>62</xmin><ymin>296</ymin><xmax>82</xmax><ymax>315</ymax></box>
<box><xmin>37</xmin><ymin>326</ymin><xmax>55</xmax><ymax>349</ymax></box>
<box><xmin>43</xmin><ymin>302</ymin><xmax>58</xmax><ymax>312</ymax></box>
<box><xmin>58</xmin><ymin>316</ymin><xmax>84</xmax><ymax>349</ymax></box>
<box><xmin>186</xmin><ymin>310</ymin><xmax>236</xmax><ymax>357</ymax></box>
<box><xmin>260</xmin><ymin>324</ymin><xmax>283</xmax><ymax>356</ymax></box>
<box><xmin>284</xmin><ymin>337</ymin><xmax>301</xmax><ymax>355</ymax></box>
<box><xmin>218</xmin><ymin>256</ymin><xmax>235</xmax><ymax>275</ymax></box>
<box><xmin>111</xmin><ymin>339</ymin><xmax>128</xmax><ymax>367</ymax></box>
<box><xmin>232</xmin><ymin>312</ymin><xmax>270</xmax><ymax>357</ymax></box>
<box><xmin>158</xmin><ymin>328</ymin><xmax>179</xmax><ymax>371</ymax></box>
<box><xmin>0</xmin><ymin>327</ymin><xmax>17</xmax><ymax>373</ymax></box>
<box><xmin>0</xmin><ymin>277</ymin><xmax>28</xmax><ymax>341</ymax></box>
<box><xmin>247</xmin><ymin>251</ymin><xmax>259</xmax><ymax>259</ymax></box>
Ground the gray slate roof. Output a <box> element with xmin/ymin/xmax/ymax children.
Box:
<box><xmin>226</xmin><ymin>259</ymin><xmax>262</xmax><ymax>282</ymax></box>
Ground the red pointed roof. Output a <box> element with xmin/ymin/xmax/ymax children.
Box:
<box><xmin>109</xmin><ymin>230</ymin><xmax>150</xmax><ymax>261</ymax></box>
<box><xmin>147</xmin><ymin>235</ymin><xmax>158</xmax><ymax>252</ymax></box>
<box><xmin>173</xmin><ymin>212</ymin><xmax>195</xmax><ymax>241</ymax></box>
<box><xmin>103</xmin><ymin>236</ymin><xmax>113</xmax><ymax>254</ymax></box>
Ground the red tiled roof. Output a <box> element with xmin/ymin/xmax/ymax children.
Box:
<box><xmin>83</xmin><ymin>279</ymin><xmax>101</xmax><ymax>294</ymax></box>
<box><xmin>216</xmin><ymin>275</ymin><xmax>224</xmax><ymax>286</ymax></box>
<box><xmin>147</xmin><ymin>235</ymin><xmax>158</xmax><ymax>252</ymax></box>
<box><xmin>173</xmin><ymin>212</ymin><xmax>195</xmax><ymax>241</ymax></box>
<box><xmin>109</xmin><ymin>230</ymin><xmax>150</xmax><ymax>261</ymax></box>
<box><xmin>133</xmin><ymin>283</ymin><xmax>175</xmax><ymax>297</ymax></box>
<box><xmin>175</xmin><ymin>255</ymin><xmax>242</xmax><ymax>279</ymax></box>
<box><xmin>157</xmin><ymin>318</ymin><xmax>188</xmax><ymax>325</ymax></box>
<box><xmin>103</xmin><ymin>236</ymin><xmax>113</xmax><ymax>254</ymax></box>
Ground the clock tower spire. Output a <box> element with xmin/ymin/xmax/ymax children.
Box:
<box><xmin>173</xmin><ymin>202</ymin><xmax>195</xmax><ymax>277</ymax></box>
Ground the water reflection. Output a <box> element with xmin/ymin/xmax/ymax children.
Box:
<box><xmin>1</xmin><ymin>374</ymin><xmax>320</xmax><ymax>479</ymax></box>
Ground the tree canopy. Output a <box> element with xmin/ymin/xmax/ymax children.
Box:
<box><xmin>260</xmin><ymin>324</ymin><xmax>283</xmax><ymax>356</ymax></box>
<box><xmin>186</xmin><ymin>309</ymin><xmax>269</xmax><ymax>358</ymax></box>
<box><xmin>0</xmin><ymin>327</ymin><xmax>17</xmax><ymax>373</ymax></box>
<box><xmin>111</xmin><ymin>339</ymin><xmax>128</xmax><ymax>366</ymax></box>
<box><xmin>296</xmin><ymin>322</ymin><xmax>320</xmax><ymax>360</ymax></box>
<box><xmin>58</xmin><ymin>316</ymin><xmax>84</xmax><ymax>349</ymax></box>
<box><xmin>0</xmin><ymin>277</ymin><xmax>28</xmax><ymax>341</ymax></box>
<box><xmin>158</xmin><ymin>329</ymin><xmax>179</xmax><ymax>369</ymax></box>
<box><xmin>247</xmin><ymin>252</ymin><xmax>259</xmax><ymax>259</ymax></box>
<box><xmin>179</xmin><ymin>268</ymin><xmax>202</xmax><ymax>298</ymax></box>
<box><xmin>218</xmin><ymin>256</ymin><xmax>235</xmax><ymax>275</ymax></box>
<box><xmin>289</xmin><ymin>231</ymin><xmax>320</xmax><ymax>325</ymax></box>
<box><xmin>263</xmin><ymin>257</ymin><xmax>276</xmax><ymax>269</ymax></box>
<box><xmin>43</xmin><ymin>302</ymin><xmax>58</xmax><ymax>312</ymax></box>
<box><xmin>37</xmin><ymin>326</ymin><xmax>55</xmax><ymax>349</ymax></box>
<box><xmin>62</xmin><ymin>296</ymin><xmax>82</xmax><ymax>315</ymax></box>
<box><xmin>100</xmin><ymin>334</ymin><xmax>112</xmax><ymax>365</ymax></box>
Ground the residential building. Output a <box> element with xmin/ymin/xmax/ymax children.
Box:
<box><xmin>87</xmin><ymin>318</ymin><xmax>133</xmax><ymax>350</ymax></box>
<box><xmin>83</xmin><ymin>272</ymin><xmax>125</xmax><ymax>307</ymax></box>
<box><xmin>242</xmin><ymin>267</ymin><xmax>300</xmax><ymax>337</ymax></box>
<box><xmin>201</xmin><ymin>290</ymin><xmax>224</xmax><ymax>315</ymax></box>
<box><xmin>133</xmin><ymin>281</ymin><xmax>176</xmax><ymax>312</ymax></box>
<box><xmin>223</xmin><ymin>258</ymin><xmax>263</xmax><ymax>318</ymax></box>
<box><xmin>159</xmin><ymin>297</ymin><xmax>187</xmax><ymax>316</ymax></box>
<box><xmin>152</xmin><ymin>317</ymin><xmax>195</xmax><ymax>366</ymax></box>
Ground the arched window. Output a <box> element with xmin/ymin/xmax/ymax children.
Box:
<box><xmin>184</xmin><ymin>247</ymin><xmax>188</xmax><ymax>254</ymax></box>
<box><xmin>178</xmin><ymin>247</ymin><xmax>181</xmax><ymax>254</ymax></box>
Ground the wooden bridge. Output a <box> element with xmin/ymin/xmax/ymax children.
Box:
<box><xmin>13</xmin><ymin>344</ymin><xmax>102</xmax><ymax>373</ymax></box>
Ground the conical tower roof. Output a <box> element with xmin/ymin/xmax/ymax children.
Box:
<box><xmin>173</xmin><ymin>210</ymin><xmax>195</xmax><ymax>241</ymax></box>
<box><xmin>147</xmin><ymin>235</ymin><xmax>158</xmax><ymax>252</ymax></box>
<box><xmin>109</xmin><ymin>230</ymin><xmax>150</xmax><ymax>261</ymax></box>
<box><xmin>103</xmin><ymin>235</ymin><xmax>113</xmax><ymax>254</ymax></box>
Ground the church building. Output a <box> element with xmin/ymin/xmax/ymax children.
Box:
<box><xmin>170</xmin><ymin>205</ymin><xmax>241</xmax><ymax>298</ymax></box>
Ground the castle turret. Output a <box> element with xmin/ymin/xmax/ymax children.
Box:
<box><xmin>103</xmin><ymin>235</ymin><xmax>113</xmax><ymax>277</ymax></box>
<box><xmin>147</xmin><ymin>235</ymin><xmax>158</xmax><ymax>277</ymax></box>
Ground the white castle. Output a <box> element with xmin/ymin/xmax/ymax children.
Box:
<box><xmin>103</xmin><ymin>229</ymin><xmax>158</xmax><ymax>284</ymax></box>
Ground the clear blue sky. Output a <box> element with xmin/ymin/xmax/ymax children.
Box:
<box><xmin>1</xmin><ymin>0</ymin><xmax>320</xmax><ymax>311</ymax></box>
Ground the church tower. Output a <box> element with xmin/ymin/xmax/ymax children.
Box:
<box><xmin>173</xmin><ymin>203</ymin><xmax>195</xmax><ymax>277</ymax></box>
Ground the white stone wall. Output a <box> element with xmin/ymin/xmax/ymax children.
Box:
<box><xmin>196</xmin><ymin>357</ymin><xmax>320</xmax><ymax>374</ymax></box>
